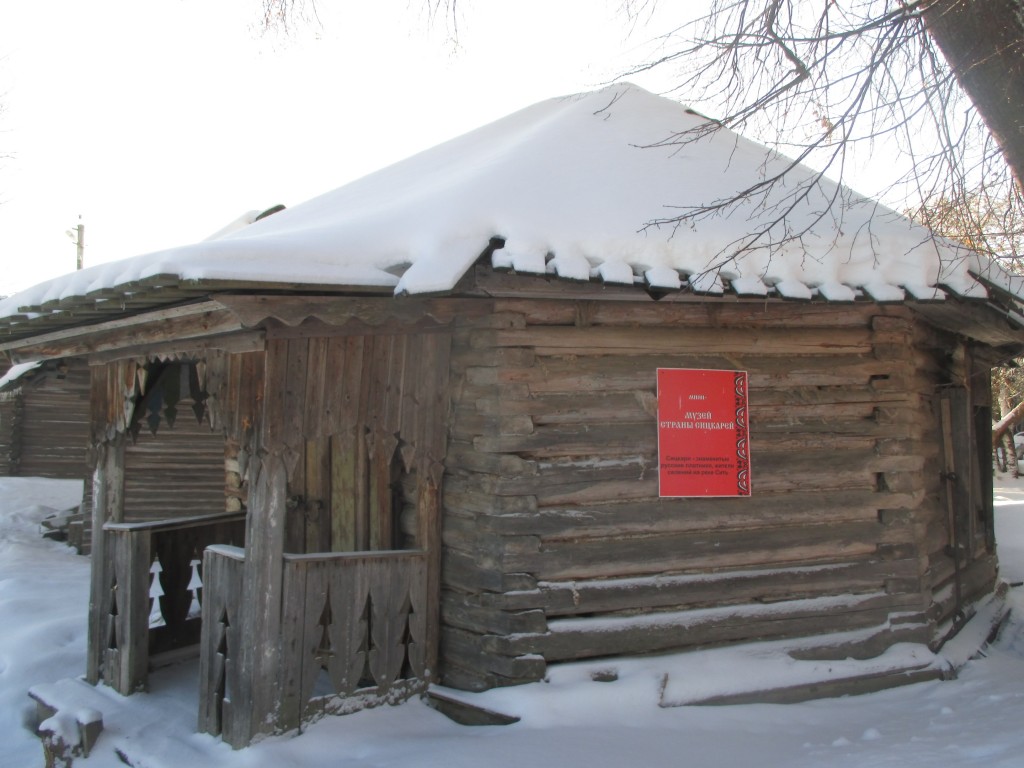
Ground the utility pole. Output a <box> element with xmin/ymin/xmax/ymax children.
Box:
<box><xmin>66</xmin><ymin>216</ymin><xmax>84</xmax><ymax>270</ymax></box>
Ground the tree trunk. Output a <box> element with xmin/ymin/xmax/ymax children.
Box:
<box><xmin>923</xmin><ymin>0</ymin><xmax>1024</xmax><ymax>190</ymax></box>
<box><xmin>993</xmin><ymin>397</ymin><xmax>1024</xmax><ymax>447</ymax></box>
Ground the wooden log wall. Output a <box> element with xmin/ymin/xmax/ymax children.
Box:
<box><xmin>439</xmin><ymin>297</ymin><xmax>978</xmax><ymax>691</ymax></box>
<box><xmin>13</xmin><ymin>363</ymin><xmax>91</xmax><ymax>480</ymax></box>
<box><xmin>123</xmin><ymin>412</ymin><xmax>228</xmax><ymax>522</ymax></box>
<box><xmin>0</xmin><ymin>391</ymin><xmax>22</xmax><ymax>476</ymax></box>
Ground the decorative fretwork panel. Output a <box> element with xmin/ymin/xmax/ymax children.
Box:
<box><xmin>98</xmin><ymin>513</ymin><xmax>245</xmax><ymax>696</ymax></box>
<box><xmin>279</xmin><ymin>550</ymin><xmax>429</xmax><ymax>730</ymax></box>
<box><xmin>197</xmin><ymin>545</ymin><xmax>245</xmax><ymax>740</ymax></box>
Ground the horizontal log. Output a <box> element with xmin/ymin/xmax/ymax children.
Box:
<box><xmin>483</xmin><ymin>558</ymin><xmax>924</xmax><ymax>617</ymax></box>
<box><xmin>490</xmin><ymin>296</ymin><xmax>887</xmax><ymax>329</ymax></box>
<box><xmin>488</xmin><ymin>354</ymin><xmax>907</xmax><ymax>395</ymax></box>
<box><xmin>445</xmin><ymin>443</ymin><xmax>538</xmax><ymax>478</ymax></box>
<box><xmin>490</xmin><ymin>592</ymin><xmax>915</xmax><ymax>661</ymax></box>
<box><xmin>440</xmin><ymin>593</ymin><xmax>548</xmax><ymax>635</ymax></box>
<box><xmin>450</xmin><ymin>345</ymin><xmax>536</xmax><ymax>370</ymax></box>
<box><xmin>441</xmin><ymin>549</ymin><xmax>537</xmax><ymax>594</ymax></box>
<box><xmin>468</xmin><ymin>388</ymin><xmax>913</xmax><ymax>427</ymax></box>
<box><xmin>442</xmin><ymin>487</ymin><xmax>539</xmax><ymax>517</ymax></box>
<box><xmin>482</xmin><ymin>326</ymin><xmax>873</xmax><ymax>357</ymax></box>
<box><xmin>439</xmin><ymin>626</ymin><xmax>547</xmax><ymax>688</ymax></box>
<box><xmin>505</xmin><ymin>520</ymin><xmax>887</xmax><ymax>581</ymax></box>
<box><xmin>450</xmin><ymin>413</ymin><xmax>535</xmax><ymax>440</ymax></box>
<box><xmin>457</xmin><ymin>488</ymin><xmax>924</xmax><ymax>540</ymax></box>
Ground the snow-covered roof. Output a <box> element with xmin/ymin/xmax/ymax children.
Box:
<box><xmin>0</xmin><ymin>361</ymin><xmax>42</xmax><ymax>391</ymax></box>
<box><xmin>0</xmin><ymin>84</ymin><xmax>1020</xmax><ymax>336</ymax></box>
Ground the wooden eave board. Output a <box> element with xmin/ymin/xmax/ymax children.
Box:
<box><xmin>0</xmin><ymin>299</ymin><xmax>239</xmax><ymax>359</ymax></box>
<box><xmin>0</xmin><ymin>278</ymin><xmax>394</xmax><ymax>346</ymax></box>
<box><xmin>214</xmin><ymin>293</ymin><xmax>489</xmax><ymax>330</ymax></box>
<box><xmin>909</xmin><ymin>299</ymin><xmax>1024</xmax><ymax>348</ymax></box>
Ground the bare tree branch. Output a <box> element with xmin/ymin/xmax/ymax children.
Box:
<box><xmin>620</xmin><ymin>0</ymin><xmax>1024</xmax><ymax>273</ymax></box>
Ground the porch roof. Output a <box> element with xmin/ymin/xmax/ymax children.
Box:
<box><xmin>0</xmin><ymin>84</ymin><xmax>1022</xmax><ymax>346</ymax></box>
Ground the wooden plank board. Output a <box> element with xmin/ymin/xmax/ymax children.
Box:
<box><xmin>486</xmin><ymin>326</ymin><xmax>873</xmax><ymax>356</ymax></box>
<box><xmin>490</xmin><ymin>296</ymin><xmax>886</xmax><ymax>329</ymax></box>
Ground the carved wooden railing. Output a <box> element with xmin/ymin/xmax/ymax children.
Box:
<box><xmin>98</xmin><ymin>512</ymin><xmax>245</xmax><ymax>695</ymax></box>
<box><xmin>197</xmin><ymin>544</ymin><xmax>245</xmax><ymax>740</ymax></box>
<box><xmin>197</xmin><ymin>548</ymin><xmax>428</xmax><ymax>740</ymax></box>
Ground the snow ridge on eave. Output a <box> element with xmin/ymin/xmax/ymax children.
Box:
<box><xmin>0</xmin><ymin>83</ymin><xmax>1011</xmax><ymax>322</ymax></box>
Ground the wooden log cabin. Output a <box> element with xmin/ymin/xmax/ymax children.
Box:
<box><xmin>0</xmin><ymin>358</ymin><xmax>90</xmax><ymax>480</ymax></box>
<box><xmin>2</xmin><ymin>84</ymin><xmax>1022</xmax><ymax>747</ymax></box>
<box><xmin>0</xmin><ymin>358</ymin><xmax>93</xmax><ymax>550</ymax></box>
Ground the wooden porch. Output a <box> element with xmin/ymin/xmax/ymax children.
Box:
<box><xmin>198</xmin><ymin>546</ymin><xmax>429</xmax><ymax>745</ymax></box>
<box><xmin>88</xmin><ymin>511</ymin><xmax>245</xmax><ymax>694</ymax></box>
<box><xmin>82</xmin><ymin>328</ymin><xmax>451</xmax><ymax>747</ymax></box>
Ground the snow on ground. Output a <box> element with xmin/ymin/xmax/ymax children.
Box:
<box><xmin>3</xmin><ymin>475</ymin><xmax>1024</xmax><ymax>767</ymax></box>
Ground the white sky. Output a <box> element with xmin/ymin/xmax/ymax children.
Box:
<box><xmin>0</xmin><ymin>1</ymin><xmax>684</xmax><ymax>297</ymax></box>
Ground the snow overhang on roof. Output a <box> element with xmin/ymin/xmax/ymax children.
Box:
<box><xmin>0</xmin><ymin>361</ymin><xmax>43</xmax><ymax>391</ymax></box>
<box><xmin>0</xmin><ymin>83</ymin><xmax>1021</xmax><ymax>341</ymax></box>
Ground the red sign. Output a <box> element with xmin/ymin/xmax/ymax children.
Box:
<box><xmin>657</xmin><ymin>368</ymin><xmax>751</xmax><ymax>497</ymax></box>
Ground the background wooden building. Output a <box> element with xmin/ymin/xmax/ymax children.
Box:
<box><xmin>0</xmin><ymin>358</ymin><xmax>92</xmax><ymax>550</ymax></box>
<box><xmin>1</xmin><ymin>85</ymin><xmax>1022</xmax><ymax>747</ymax></box>
<box><xmin>0</xmin><ymin>359</ymin><xmax>90</xmax><ymax>480</ymax></box>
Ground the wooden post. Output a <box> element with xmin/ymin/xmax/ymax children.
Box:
<box><xmin>85</xmin><ymin>437</ymin><xmax>125</xmax><ymax>685</ymax></box>
<box><xmin>227</xmin><ymin>450</ymin><xmax>287</xmax><ymax>747</ymax></box>
<box><xmin>107</xmin><ymin>527</ymin><xmax>152</xmax><ymax>694</ymax></box>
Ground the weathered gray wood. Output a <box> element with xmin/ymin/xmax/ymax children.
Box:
<box><xmin>7</xmin><ymin>360</ymin><xmax>91</xmax><ymax>480</ymax></box>
<box><xmin>3</xmin><ymin>302</ymin><xmax>243</xmax><ymax>361</ymax></box>
<box><xmin>198</xmin><ymin>546</ymin><xmax>245</xmax><ymax>738</ymax></box>
<box><xmin>498</xmin><ymin>592</ymin><xmax>919</xmax><ymax>662</ymax></box>
<box><xmin>105</xmin><ymin>526</ymin><xmax>151</xmax><ymax>694</ymax></box>
<box><xmin>485</xmin><ymin>326</ymin><xmax>874</xmax><ymax>356</ymax></box>
<box><xmin>233</xmin><ymin>450</ymin><xmax>288</xmax><ymax>746</ymax></box>
<box><xmin>274</xmin><ymin>550</ymin><xmax>429</xmax><ymax>731</ymax></box>
<box><xmin>86</xmin><ymin>331</ymin><xmax>265</xmax><ymax>366</ymax></box>
<box><xmin>490</xmin><ymin>293</ymin><xmax>887</xmax><ymax>329</ymax></box>
<box><xmin>123</xmin><ymin>407</ymin><xmax>226</xmax><ymax>522</ymax></box>
<box><xmin>481</xmin><ymin>559</ymin><xmax>923</xmax><ymax>617</ymax></box>
<box><xmin>86</xmin><ymin>437</ymin><xmax>125</xmax><ymax>685</ymax></box>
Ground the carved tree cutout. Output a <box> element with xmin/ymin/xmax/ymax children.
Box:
<box><xmin>129</xmin><ymin>360</ymin><xmax>213</xmax><ymax>438</ymax></box>
<box><xmin>397</xmin><ymin>592</ymin><xmax>416</xmax><ymax>681</ymax></box>
<box><xmin>145</xmin><ymin>390</ymin><xmax>163</xmax><ymax>435</ymax></box>
<box><xmin>215</xmin><ymin>605</ymin><xmax>232</xmax><ymax>733</ymax></box>
<box><xmin>312</xmin><ymin>591</ymin><xmax>336</xmax><ymax>688</ymax></box>
<box><xmin>354</xmin><ymin>593</ymin><xmax>377</xmax><ymax>690</ymax></box>
<box><xmin>187</xmin><ymin>556</ymin><xmax>203</xmax><ymax>620</ymax></box>
<box><xmin>311</xmin><ymin>591</ymin><xmax>337</xmax><ymax>703</ymax></box>
<box><xmin>106</xmin><ymin>575</ymin><xmax>119</xmax><ymax>651</ymax></box>
<box><xmin>189</xmin><ymin>363</ymin><xmax>208</xmax><ymax>424</ymax></box>
<box><xmin>164</xmin><ymin>376</ymin><xmax>179</xmax><ymax>428</ymax></box>
<box><xmin>148</xmin><ymin>556</ymin><xmax>166</xmax><ymax>628</ymax></box>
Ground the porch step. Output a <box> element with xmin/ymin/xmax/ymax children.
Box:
<box><xmin>29</xmin><ymin>680</ymin><xmax>104</xmax><ymax>764</ymax></box>
<box><xmin>671</xmin><ymin>663</ymin><xmax>946</xmax><ymax>706</ymax></box>
<box><xmin>425</xmin><ymin>688</ymin><xmax>521</xmax><ymax>726</ymax></box>
<box><xmin>661</xmin><ymin>586</ymin><xmax>1010</xmax><ymax>708</ymax></box>
<box><xmin>27</xmin><ymin>659</ymin><xmax>204</xmax><ymax>767</ymax></box>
